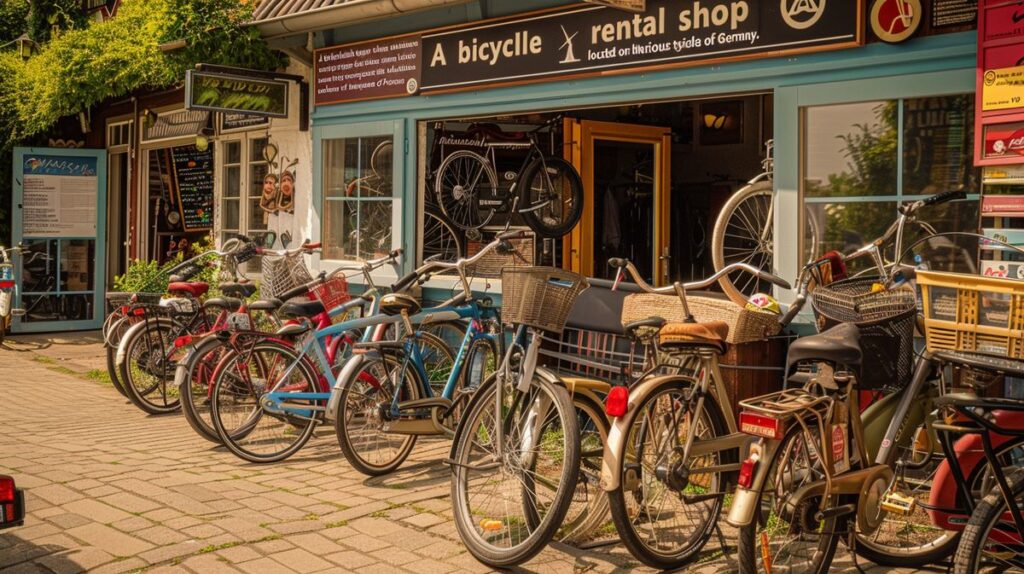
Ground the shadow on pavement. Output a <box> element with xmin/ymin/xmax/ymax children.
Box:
<box><xmin>0</xmin><ymin>532</ymin><xmax>91</xmax><ymax>574</ymax></box>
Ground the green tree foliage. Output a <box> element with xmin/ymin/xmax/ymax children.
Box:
<box><xmin>28</xmin><ymin>0</ymin><xmax>85</xmax><ymax>43</ymax></box>
<box><xmin>0</xmin><ymin>0</ymin><xmax>28</xmax><ymax>43</ymax></box>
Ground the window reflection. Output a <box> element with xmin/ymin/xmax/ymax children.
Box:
<box><xmin>805</xmin><ymin>101</ymin><xmax>897</xmax><ymax>199</ymax></box>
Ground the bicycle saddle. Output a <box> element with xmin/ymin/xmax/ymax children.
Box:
<box><xmin>248</xmin><ymin>299</ymin><xmax>282</xmax><ymax>312</ymax></box>
<box><xmin>220</xmin><ymin>282</ymin><xmax>258</xmax><ymax>299</ymax></box>
<box><xmin>278</xmin><ymin>299</ymin><xmax>326</xmax><ymax>319</ymax></box>
<box><xmin>379</xmin><ymin>293</ymin><xmax>421</xmax><ymax>317</ymax></box>
<box><xmin>167</xmin><ymin>281</ymin><xmax>209</xmax><ymax>298</ymax></box>
<box><xmin>204</xmin><ymin>297</ymin><xmax>242</xmax><ymax>313</ymax></box>
<box><xmin>786</xmin><ymin>323</ymin><xmax>862</xmax><ymax>374</ymax></box>
<box><xmin>468</xmin><ymin>123</ymin><xmax>527</xmax><ymax>141</ymax></box>
<box><xmin>659</xmin><ymin>321</ymin><xmax>729</xmax><ymax>354</ymax></box>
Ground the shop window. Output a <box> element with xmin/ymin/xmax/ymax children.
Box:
<box><xmin>322</xmin><ymin>135</ymin><xmax>394</xmax><ymax>261</ymax></box>
<box><xmin>803</xmin><ymin>95</ymin><xmax>980</xmax><ymax>273</ymax></box>
<box><xmin>220</xmin><ymin>136</ymin><xmax>269</xmax><ymax>271</ymax></box>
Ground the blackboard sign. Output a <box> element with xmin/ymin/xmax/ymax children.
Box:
<box><xmin>932</xmin><ymin>0</ymin><xmax>977</xmax><ymax>28</ymax></box>
<box><xmin>171</xmin><ymin>146</ymin><xmax>214</xmax><ymax>232</ymax></box>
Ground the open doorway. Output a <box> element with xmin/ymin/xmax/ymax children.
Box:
<box><xmin>420</xmin><ymin>92</ymin><xmax>772</xmax><ymax>286</ymax></box>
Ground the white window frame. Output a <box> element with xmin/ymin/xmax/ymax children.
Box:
<box><xmin>216</xmin><ymin>132</ymin><xmax>271</xmax><ymax>253</ymax></box>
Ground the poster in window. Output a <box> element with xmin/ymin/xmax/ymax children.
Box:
<box><xmin>21</xmin><ymin>154</ymin><xmax>99</xmax><ymax>237</ymax></box>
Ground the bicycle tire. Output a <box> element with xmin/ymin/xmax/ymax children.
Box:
<box><xmin>606</xmin><ymin>378</ymin><xmax>730</xmax><ymax>569</ymax></box>
<box><xmin>435</xmin><ymin>150</ymin><xmax>498</xmax><ymax>231</ymax></box>
<box><xmin>953</xmin><ymin>470</ymin><xmax>1024</xmax><ymax>574</ymax></box>
<box><xmin>450</xmin><ymin>374</ymin><xmax>581</xmax><ymax>567</ymax></box>
<box><xmin>105</xmin><ymin>315</ymin><xmax>135</xmax><ymax>398</ymax></box>
<box><xmin>177</xmin><ymin>335</ymin><xmax>228</xmax><ymax>443</ymax></box>
<box><xmin>711</xmin><ymin>180</ymin><xmax>775</xmax><ymax>306</ymax></box>
<box><xmin>555</xmin><ymin>391</ymin><xmax>611</xmax><ymax>545</ymax></box>
<box><xmin>423</xmin><ymin>207</ymin><xmax>464</xmax><ymax>264</ymax></box>
<box><xmin>736</xmin><ymin>424</ymin><xmax>845</xmax><ymax>574</ymax></box>
<box><xmin>210</xmin><ymin>339</ymin><xmax>321</xmax><ymax>463</ymax></box>
<box><xmin>517</xmin><ymin>156</ymin><xmax>584</xmax><ymax>239</ymax></box>
<box><xmin>118</xmin><ymin>317</ymin><xmax>183</xmax><ymax>415</ymax></box>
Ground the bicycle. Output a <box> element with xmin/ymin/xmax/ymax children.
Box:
<box><xmin>331</xmin><ymin>234</ymin><xmax>515</xmax><ymax>476</ymax></box>
<box><xmin>0</xmin><ymin>244</ymin><xmax>25</xmax><ymax>346</ymax></box>
<box><xmin>711</xmin><ymin>139</ymin><xmax>822</xmax><ymax>305</ymax></box>
<box><xmin>434</xmin><ymin>115</ymin><xmax>584</xmax><ymax>239</ymax></box>
<box><xmin>598</xmin><ymin>257</ymin><xmax>790</xmax><ymax>569</ymax></box>
<box><xmin>447</xmin><ymin>260</ymin><xmax>588</xmax><ymax>567</ymax></box>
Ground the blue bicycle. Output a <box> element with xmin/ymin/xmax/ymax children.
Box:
<box><xmin>330</xmin><ymin>233</ymin><xmax>518</xmax><ymax>476</ymax></box>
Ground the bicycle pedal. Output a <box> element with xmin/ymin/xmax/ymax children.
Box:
<box><xmin>880</xmin><ymin>491</ymin><xmax>916</xmax><ymax>515</ymax></box>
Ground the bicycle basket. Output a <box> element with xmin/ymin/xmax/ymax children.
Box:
<box><xmin>811</xmin><ymin>278</ymin><xmax>917</xmax><ymax>391</ymax></box>
<box><xmin>310</xmin><ymin>275</ymin><xmax>351</xmax><ymax>312</ymax></box>
<box><xmin>260</xmin><ymin>252</ymin><xmax>313</xmax><ymax>300</ymax></box>
<box><xmin>917</xmin><ymin>270</ymin><xmax>1024</xmax><ymax>358</ymax></box>
<box><xmin>501</xmin><ymin>267</ymin><xmax>588</xmax><ymax>334</ymax></box>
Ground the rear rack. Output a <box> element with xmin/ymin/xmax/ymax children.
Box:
<box><xmin>738</xmin><ymin>388</ymin><xmax>832</xmax><ymax>419</ymax></box>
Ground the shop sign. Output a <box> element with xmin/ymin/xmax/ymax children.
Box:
<box><xmin>21</xmin><ymin>154</ymin><xmax>98</xmax><ymax>237</ymax></box>
<box><xmin>982</xmin><ymin>121</ymin><xmax>1024</xmax><ymax>160</ymax></box>
<box><xmin>584</xmin><ymin>0</ymin><xmax>646</xmax><ymax>12</ymax></box>
<box><xmin>220</xmin><ymin>113</ymin><xmax>270</xmax><ymax>133</ymax></box>
<box><xmin>419</xmin><ymin>0</ymin><xmax>862</xmax><ymax>93</ymax></box>
<box><xmin>870</xmin><ymin>0</ymin><xmax>922</xmax><ymax>43</ymax></box>
<box><xmin>315</xmin><ymin>36</ymin><xmax>422</xmax><ymax>106</ymax></box>
<box><xmin>931</xmin><ymin>0</ymin><xmax>977</xmax><ymax>28</ymax></box>
<box><xmin>983</xmin><ymin>164</ymin><xmax>1024</xmax><ymax>183</ymax></box>
<box><xmin>981</xmin><ymin>260</ymin><xmax>1024</xmax><ymax>279</ymax></box>
<box><xmin>982</xmin><ymin>194</ymin><xmax>1024</xmax><ymax>216</ymax></box>
<box><xmin>185</xmin><ymin>70</ymin><xmax>288</xmax><ymax>118</ymax></box>
<box><xmin>982</xmin><ymin>227</ymin><xmax>1024</xmax><ymax>248</ymax></box>
<box><xmin>982</xmin><ymin>66</ymin><xmax>1024</xmax><ymax>112</ymax></box>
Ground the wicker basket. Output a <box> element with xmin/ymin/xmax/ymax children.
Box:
<box><xmin>467</xmin><ymin>236</ymin><xmax>534</xmax><ymax>277</ymax></box>
<box><xmin>917</xmin><ymin>270</ymin><xmax>1024</xmax><ymax>358</ymax></box>
<box><xmin>501</xmin><ymin>266</ymin><xmax>588</xmax><ymax>334</ymax></box>
<box><xmin>621</xmin><ymin>293</ymin><xmax>782</xmax><ymax>345</ymax></box>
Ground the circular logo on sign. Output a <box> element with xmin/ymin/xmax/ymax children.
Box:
<box><xmin>781</xmin><ymin>0</ymin><xmax>827</xmax><ymax>30</ymax></box>
<box><xmin>985</xmin><ymin>70</ymin><xmax>998</xmax><ymax>86</ymax></box>
<box><xmin>870</xmin><ymin>0</ymin><xmax>922</xmax><ymax>43</ymax></box>
<box><xmin>994</xmin><ymin>140</ymin><xmax>1007</xmax><ymax>154</ymax></box>
<box><xmin>406</xmin><ymin>78</ymin><xmax>419</xmax><ymax>94</ymax></box>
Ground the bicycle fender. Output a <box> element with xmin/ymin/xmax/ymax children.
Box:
<box><xmin>725</xmin><ymin>431</ymin><xmax>790</xmax><ymax>527</ymax></box>
<box><xmin>599</xmin><ymin>374</ymin><xmax>693</xmax><ymax>492</ymax></box>
<box><xmin>114</xmin><ymin>317</ymin><xmax>175</xmax><ymax>369</ymax></box>
<box><xmin>324</xmin><ymin>353</ymin><xmax>366</xmax><ymax>423</ymax></box>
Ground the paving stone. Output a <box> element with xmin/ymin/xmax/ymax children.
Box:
<box><xmin>181</xmin><ymin>553</ymin><xmax>244</xmax><ymax>574</ymax></box>
<box><xmin>401</xmin><ymin>512</ymin><xmax>445</xmax><ymax>529</ymax></box>
<box><xmin>216</xmin><ymin>545</ymin><xmax>262</xmax><ymax>564</ymax></box>
<box><xmin>237</xmin><ymin>557</ymin><xmax>296</xmax><ymax>574</ymax></box>
<box><xmin>65</xmin><ymin>523</ymin><xmax>155</xmax><ymax>556</ymax></box>
<box><xmin>269</xmin><ymin>548</ymin><xmax>333</xmax><ymax>573</ymax></box>
<box><xmin>62</xmin><ymin>499</ymin><xmax>133</xmax><ymax>525</ymax></box>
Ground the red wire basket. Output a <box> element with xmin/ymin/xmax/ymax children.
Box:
<box><xmin>310</xmin><ymin>275</ymin><xmax>352</xmax><ymax>312</ymax></box>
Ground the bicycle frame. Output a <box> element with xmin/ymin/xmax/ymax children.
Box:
<box><xmin>477</xmin><ymin>141</ymin><xmax>544</xmax><ymax>214</ymax></box>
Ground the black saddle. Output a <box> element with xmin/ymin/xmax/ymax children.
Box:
<box><xmin>220</xmin><ymin>282</ymin><xmax>258</xmax><ymax>299</ymax></box>
<box><xmin>204</xmin><ymin>297</ymin><xmax>242</xmax><ymax>313</ymax></box>
<box><xmin>786</xmin><ymin>323</ymin><xmax>862</xmax><ymax>374</ymax></box>
<box><xmin>248</xmin><ymin>299</ymin><xmax>281</xmax><ymax>312</ymax></box>
<box><xmin>278</xmin><ymin>299</ymin><xmax>326</xmax><ymax>319</ymax></box>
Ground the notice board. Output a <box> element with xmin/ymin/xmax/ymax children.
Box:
<box><xmin>170</xmin><ymin>146</ymin><xmax>214</xmax><ymax>232</ymax></box>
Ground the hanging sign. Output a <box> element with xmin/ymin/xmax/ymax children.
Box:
<box><xmin>220</xmin><ymin>113</ymin><xmax>270</xmax><ymax>132</ymax></box>
<box><xmin>417</xmin><ymin>0</ymin><xmax>862</xmax><ymax>93</ymax></box>
<box><xmin>185</xmin><ymin>70</ymin><xmax>288</xmax><ymax>118</ymax></box>
<box><xmin>21</xmin><ymin>154</ymin><xmax>99</xmax><ymax>237</ymax></box>
<box><xmin>315</xmin><ymin>36</ymin><xmax>422</xmax><ymax>106</ymax></box>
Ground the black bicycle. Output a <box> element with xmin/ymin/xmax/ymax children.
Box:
<box><xmin>434</xmin><ymin>115</ymin><xmax>583</xmax><ymax>239</ymax></box>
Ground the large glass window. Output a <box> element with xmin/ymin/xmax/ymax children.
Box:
<box><xmin>803</xmin><ymin>95</ymin><xmax>980</xmax><ymax>272</ymax></box>
<box><xmin>220</xmin><ymin>136</ymin><xmax>269</xmax><ymax>272</ymax></box>
<box><xmin>323</xmin><ymin>135</ymin><xmax>394</xmax><ymax>261</ymax></box>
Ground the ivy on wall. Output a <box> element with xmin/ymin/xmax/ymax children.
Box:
<box><xmin>0</xmin><ymin>0</ymin><xmax>284</xmax><ymax>243</ymax></box>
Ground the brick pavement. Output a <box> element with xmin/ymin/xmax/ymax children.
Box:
<box><xmin>0</xmin><ymin>335</ymin><xmax>941</xmax><ymax>573</ymax></box>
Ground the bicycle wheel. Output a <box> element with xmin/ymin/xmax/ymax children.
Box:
<box><xmin>736</xmin><ymin>425</ymin><xmax>845</xmax><ymax>574</ymax></box>
<box><xmin>450</xmin><ymin>374</ymin><xmax>581</xmax><ymax>567</ymax></box>
<box><xmin>177</xmin><ymin>335</ymin><xmax>228</xmax><ymax>443</ymax></box>
<box><xmin>518</xmin><ymin>156</ymin><xmax>584</xmax><ymax>238</ymax></box>
<box><xmin>556</xmin><ymin>391</ymin><xmax>611</xmax><ymax>544</ymax></box>
<box><xmin>711</xmin><ymin>181</ymin><xmax>775</xmax><ymax>305</ymax></box>
<box><xmin>606</xmin><ymin>378</ymin><xmax>729</xmax><ymax>568</ymax></box>
<box><xmin>118</xmin><ymin>317</ymin><xmax>183</xmax><ymax>415</ymax></box>
<box><xmin>435</xmin><ymin>150</ymin><xmax>497</xmax><ymax>231</ymax></box>
<box><xmin>210</xmin><ymin>339</ymin><xmax>321</xmax><ymax>463</ymax></box>
<box><xmin>335</xmin><ymin>355</ymin><xmax>421</xmax><ymax>476</ymax></box>
<box><xmin>423</xmin><ymin>207</ymin><xmax>463</xmax><ymax>263</ymax></box>
<box><xmin>446</xmin><ymin>336</ymin><xmax>497</xmax><ymax>430</ymax></box>
<box><xmin>954</xmin><ymin>470</ymin><xmax>1024</xmax><ymax>574</ymax></box>
<box><xmin>104</xmin><ymin>315</ymin><xmax>135</xmax><ymax>398</ymax></box>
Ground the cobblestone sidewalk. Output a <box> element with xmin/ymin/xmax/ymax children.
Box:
<box><xmin>0</xmin><ymin>335</ymin><xmax>942</xmax><ymax>573</ymax></box>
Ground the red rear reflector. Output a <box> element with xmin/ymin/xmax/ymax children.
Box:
<box><xmin>132</xmin><ymin>308</ymin><xmax>146</xmax><ymax>317</ymax></box>
<box><xmin>4</xmin><ymin>504</ymin><xmax>12</xmax><ymax>522</ymax></box>
<box><xmin>174</xmin><ymin>335</ymin><xmax>194</xmax><ymax>348</ymax></box>
<box><xmin>605</xmin><ymin>386</ymin><xmax>629</xmax><ymax>417</ymax></box>
<box><xmin>0</xmin><ymin>280</ymin><xmax>13</xmax><ymax>289</ymax></box>
<box><xmin>739</xmin><ymin>412</ymin><xmax>784</xmax><ymax>440</ymax></box>
<box><xmin>738</xmin><ymin>456</ymin><xmax>758</xmax><ymax>488</ymax></box>
<box><xmin>0</xmin><ymin>476</ymin><xmax>14</xmax><ymax>503</ymax></box>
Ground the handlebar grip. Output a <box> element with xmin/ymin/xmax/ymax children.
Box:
<box><xmin>497</xmin><ymin>229</ymin><xmax>528</xmax><ymax>240</ymax></box>
<box><xmin>303</xmin><ymin>242</ymin><xmax>322</xmax><ymax>250</ymax></box>
<box><xmin>922</xmin><ymin>190</ymin><xmax>967</xmax><ymax>206</ymax></box>
<box><xmin>390</xmin><ymin>248</ymin><xmax>403</xmax><ymax>260</ymax></box>
<box><xmin>758</xmin><ymin>271</ymin><xmax>792</xmax><ymax>290</ymax></box>
<box><xmin>608</xmin><ymin>258</ymin><xmax>629</xmax><ymax>268</ymax></box>
<box><xmin>392</xmin><ymin>271</ymin><xmax>418</xmax><ymax>293</ymax></box>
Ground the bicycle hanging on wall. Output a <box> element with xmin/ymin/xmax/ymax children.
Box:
<box><xmin>434</xmin><ymin>114</ymin><xmax>584</xmax><ymax>239</ymax></box>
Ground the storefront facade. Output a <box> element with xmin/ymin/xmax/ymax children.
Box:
<box><xmin>296</xmin><ymin>0</ymin><xmax>979</xmax><ymax>313</ymax></box>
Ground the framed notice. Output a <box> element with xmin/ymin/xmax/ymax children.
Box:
<box><xmin>315</xmin><ymin>36</ymin><xmax>422</xmax><ymax>106</ymax></box>
<box><xmin>20</xmin><ymin>154</ymin><xmax>99</xmax><ymax>237</ymax></box>
<box><xmin>932</xmin><ymin>0</ymin><xmax>977</xmax><ymax>28</ymax></box>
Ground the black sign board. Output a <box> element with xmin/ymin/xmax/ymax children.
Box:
<box><xmin>420</xmin><ymin>0</ymin><xmax>862</xmax><ymax>93</ymax></box>
<box><xmin>220</xmin><ymin>113</ymin><xmax>270</xmax><ymax>132</ymax></box>
<box><xmin>932</xmin><ymin>0</ymin><xmax>977</xmax><ymax>28</ymax></box>
<box><xmin>185</xmin><ymin>70</ymin><xmax>288</xmax><ymax>118</ymax></box>
<box><xmin>171</xmin><ymin>146</ymin><xmax>214</xmax><ymax>232</ymax></box>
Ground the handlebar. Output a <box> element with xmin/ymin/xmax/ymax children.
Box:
<box><xmin>609</xmin><ymin>258</ymin><xmax>790</xmax><ymax>293</ymax></box>
<box><xmin>392</xmin><ymin>232</ymin><xmax>528</xmax><ymax>302</ymax></box>
<box><xmin>921</xmin><ymin>189</ymin><xmax>967</xmax><ymax>207</ymax></box>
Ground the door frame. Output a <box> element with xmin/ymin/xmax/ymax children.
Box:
<box><xmin>564</xmin><ymin>118</ymin><xmax>671</xmax><ymax>283</ymax></box>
